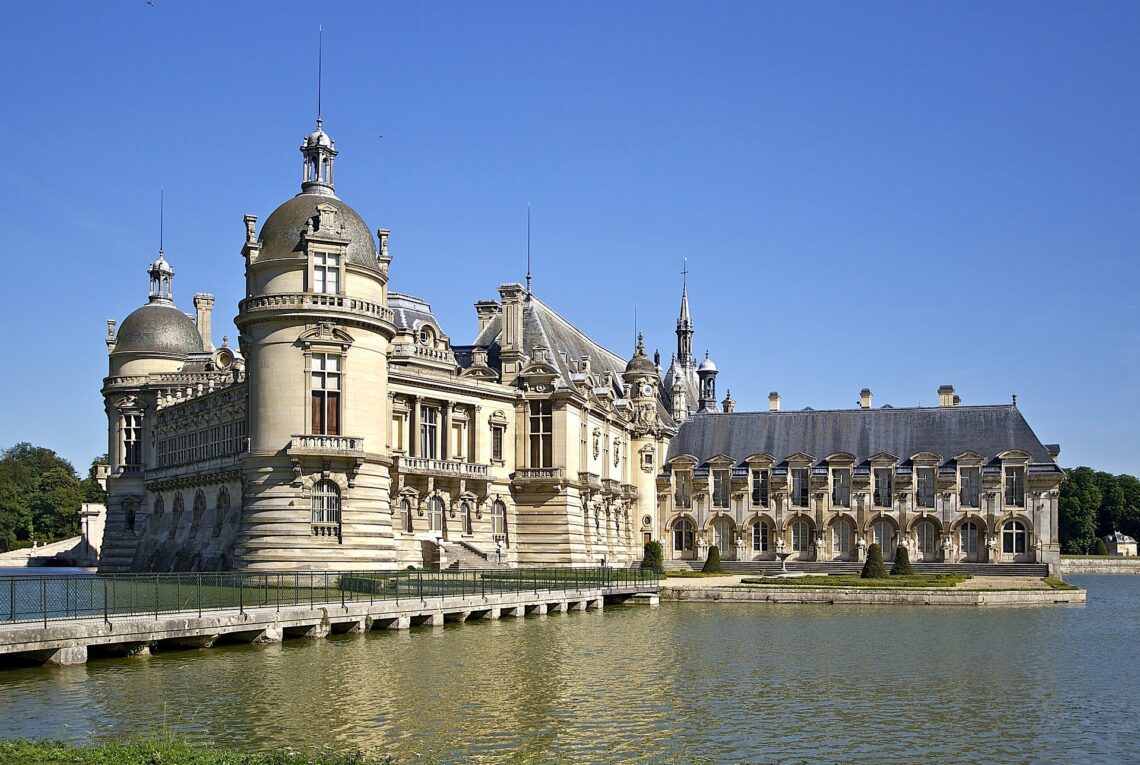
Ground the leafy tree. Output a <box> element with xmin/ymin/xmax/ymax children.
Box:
<box><xmin>702</xmin><ymin>545</ymin><xmax>723</xmax><ymax>574</ymax></box>
<box><xmin>861</xmin><ymin>543</ymin><xmax>887</xmax><ymax>579</ymax></box>
<box><xmin>0</xmin><ymin>442</ymin><xmax>95</xmax><ymax>551</ymax></box>
<box><xmin>640</xmin><ymin>540</ymin><xmax>664</xmax><ymax>574</ymax></box>
<box><xmin>1059</xmin><ymin>467</ymin><xmax>1101</xmax><ymax>554</ymax></box>
<box><xmin>891</xmin><ymin>545</ymin><xmax>913</xmax><ymax>575</ymax></box>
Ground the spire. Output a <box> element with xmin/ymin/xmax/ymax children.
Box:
<box><xmin>300</xmin><ymin>28</ymin><xmax>338</xmax><ymax>197</ymax></box>
<box><xmin>526</xmin><ymin>203</ymin><xmax>532</xmax><ymax>295</ymax></box>
<box><xmin>676</xmin><ymin>259</ymin><xmax>694</xmax><ymax>366</ymax></box>
<box><xmin>148</xmin><ymin>188</ymin><xmax>174</xmax><ymax>304</ymax></box>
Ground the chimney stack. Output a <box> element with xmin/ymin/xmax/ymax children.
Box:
<box><xmin>722</xmin><ymin>390</ymin><xmax>736</xmax><ymax>413</ymax></box>
<box><xmin>859</xmin><ymin>388</ymin><xmax>873</xmax><ymax>410</ymax></box>
<box><xmin>769</xmin><ymin>392</ymin><xmax>781</xmax><ymax>412</ymax></box>
<box><xmin>938</xmin><ymin>385</ymin><xmax>959</xmax><ymax>407</ymax></box>
<box><xmin>194</xmin><ymin>293</ymin><xmax>215</xmax><ymax>352</ymax></box>
<box><xmin>474</xmin><ymin>300</ymin><xmax>501</xmax><ymax>334</ymax></box>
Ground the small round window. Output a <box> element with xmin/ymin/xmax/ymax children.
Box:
<box><xmin>418</xmin><ymin>326</ymin><xmax>434</xmax><ymax>346</ymax></box>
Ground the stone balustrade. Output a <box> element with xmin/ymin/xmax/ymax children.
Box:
<box><xmin>395</xmin><ymin>456</ymin><xmax>489</xmax><ymax>479</ymax></box>
<box><xmin>239</xmin><ymin>293</ymin><xmax>394</xmax><ymax>323</ymax></box>
<box><xmin>289</xmin><ymin>435</ymin><xmax>365</xmax><ymax>453</ymax></box>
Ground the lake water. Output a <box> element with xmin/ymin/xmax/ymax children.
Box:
<box><xmin>0</xmin><ymin>574</ymin><xmax>1135</xmax><ymax>764</ymax></box>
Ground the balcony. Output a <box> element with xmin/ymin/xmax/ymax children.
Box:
<box><xmin>289</xmin><ymin>435</ymin><xmax>365</xmax><ymax>454</ymax></box>
<box><xmin>512</xmin><ymin>467</ymin><xmax>566</xmax><ymax>491</ymax></box>
<box><xmin>239</xmin><ymin>293</ymin><xmax>394</xmax><ymax>324</ymax></box>
<box><xmin>394</xmin><ymin>455</ymin><xmax>489</xmax><ymax>480</ymax></box>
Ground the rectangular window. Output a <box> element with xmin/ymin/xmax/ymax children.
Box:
<box><xmin>713</xmin><ymin>469</ymin><xmax>730</xmax><ymax>508</ymax></box>
<box><xmin>491</xmin><ymin>425</ymin><xmax>504</xmax><ymax>461</ymax></box>
<box><xmin>451</xmin><ymin>423</ymin><xmax>465</xmax><ymax>460</ymax></box>
<box><xmin>123</xmin><ymin>413</ymin><xmax>143</xmax><ymax>466</ymax></box>
<box><xmin>917</xmin><ymin>468</ymin><xmax>935</xmax><ymax>508</ymax></box>
<box><xmin>310</xmin><ymin>354</ymin><xmax>341</xmax><ymax>435</ymax></box>
<box><xmin>419</xmin><ymin>406</ymin><xmax>438</xmax><ymax>459</ymax></box>
<box><xmin>528</xmin><ymin>399</ymin><xmax>552</xmax><ymax>468</ymax></box>
<box><xmin>675</xmin><ymin>472</ymin><xmax>692</xmax><ymax>508</ymax></box>
<box><xmin>751</xmin><ymin>470</ymin><xmax>769</xmax><ymax>507</ymax></box>
<box><xmin>874</xmin><ymin>469</ymin><xmax>893</xmax><ymax>508</ymax></box>
<box><xmin>960</xmin><ymin>468</ymin><xmax>980</xmax><ymax>508</ymax></box>
<box><xmin>1005</xmin><ymin>466</ymin><xmax>1025</xmax><ymax>506</ymax></box>
<box><xmin>313</xmin><ymin>252</ymin><xmax>341</xmax><ymax>294</ymax></box>
<box><xmin>832</xmin><ymin>469</ymin><xmax>851</xmax><ymax>507</ymax></box>
<box><xmin>752</xmin><ymin>523</ymin><xmax>768</xmax><ymax>552</ymax></box>
<box><xmin>792</xmin><ymin>468</ymin><xmax>809</xmax><ymax>507</ymax></box>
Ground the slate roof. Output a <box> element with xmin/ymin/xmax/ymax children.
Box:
<box><xmin>666</xmin><ymin>405</ymin><xmax>1061</xmax><ymax>471</ymax></box>
<box><xmin>389</xmin><ymin>292</ymin><xmax>441</xmax><ymax>332</ymax></box>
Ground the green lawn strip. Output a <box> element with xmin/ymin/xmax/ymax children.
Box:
<box><xmin>733</xmin><ymin>574</ymin><xmax>968</xmax><ymax>589</ymax></box>
<box><xmin>664</xmin><ymin>570</ymin><xmax>736</xmax><ymax>578</ymax></box>
<box><xmin>1043</xmin><ymin>577</ymin><xmax>1079</xmax><ymax>590</ymax></box>
<box><xmin>0</xmin><ymin>739</ymin><xmax>398</xmax><ymax>765</ymax></box>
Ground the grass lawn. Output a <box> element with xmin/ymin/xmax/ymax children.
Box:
<box><xmin>735</xmin><ymin>574</ymin><xmax>969</xmax><ymax>588</ymax></box>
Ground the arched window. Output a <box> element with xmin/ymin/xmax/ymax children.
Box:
<box><xmin>711</xmin><ymin>517</ymin><xmax>732</xmax><ymax>550</ymax></box>
<box><xmin>152</xmin><ymin>494</ymin><xmax>165</xmax><ymax>521</ymax></box>
<box><xmin>873</xmin><ymin>521</ymin><xmax>894</xmax><ymax>554</ymax></box>
<box><xmin>401</xmin><ymin>497</ymin><xmax>413</xmax><ymax>533</ymax></box>
<box><xmin>916</xmin><ymin>521</ymin><xmax>937</xmax><ymax>554</ymax></box>
<box><xmin>311</xmin><ymin>479</ymin><xmax>341</xmax><ymax>529</ymax></box>
<box><xmin>122</xmin><ymin>498</ymin><xmax>138</xmax><ymax>533</ymax></box>
<box><xmin>190</xmin><ymin>490</ymin><xmax>206</xmax><ymax>535</ymax></box>
<box><xmin>791</xmin><ymin>520</ymin><xmax>810</xmax><ymax>552</ymax></box>
<box><xmin>463</xmin><ymin>502</ymin><xmax>473</xmax><ymax>535</ymax></box>
<box><xmin>1002</xmin><ymin>520</ymin><xmax>1026</xmax><ymax>554</ymax></box>
<box><xmin>171</xmin><ymin>492</ymin><xmax>185</xmax><ymax>539</ymax></box>
<box><xmin>492</xmin><ymin>500</ymin><xmax>507</xmax><ymax>541</ymax></box>
<box><xmin>673</xmin><ymin>518</ymin><xmax>694</xmax><ymax>552</ymax></box>
<box><xmin>751</xmin><ymin>521</ymin><xmax>768</xmax><ymax>552</ymax></box>
<box><xmin>832</xmin><ymin>519</ymin><xmax>853</xmax><ymax>554</ymax></box>
<box><xmin>428</xmin><ymin>496</ymin><xmax>444</xmax><ymax>533</ymax></box>
<box><xmin>212</xmin><ymin>487</ymin><xmax>230</xmax><ymax>538</ymax></box>
<box><xmin>960</xmin><ymin>521</ymin><xmax>979</xmax><ymax>556</ymax></box>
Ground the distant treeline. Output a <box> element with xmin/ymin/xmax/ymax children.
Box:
<box><xmin>1059</xmin><ymin>467</ymin><xmax>1140</xmax><ymax>554</ymax></box>
<box><xmin>0</xmin><ymin>442</ymin><xmax>107</xmax><ymax>552</ymax></box>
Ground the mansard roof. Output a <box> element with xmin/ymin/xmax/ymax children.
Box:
<box><xmin>667</xmin><ymin>405</ymin><xmax>1060</xmax><ymax>471</ymax></box>
<box><xmin>389</xmin><ymin>292</ymin><xmax>442</xmax><ymax>332</ymax></box>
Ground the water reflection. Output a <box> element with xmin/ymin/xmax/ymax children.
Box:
<box><xmin>0</xmin><ymin>576</ymin><xmax>1135</xmax><ymax>763</ymax></box>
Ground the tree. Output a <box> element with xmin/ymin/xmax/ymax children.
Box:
<box><xmin>702</xmin><ymin>545</ymin><xmax>723</xmax><ymax>574</ymax></box>
<box><xmin>1059</xmin><ymin>467</ymin><xmax>1101</xmax><ymax>554</ymax></box>
<box><xmin>1094</xmin><ymin>538</ymin><xmax>1109</xmax><ymax>556</ymax></box>
<box><xmin>891</xmin><ymin>545</ymin><xmax>913</xmax><ymax>575</ymax></box>
<box><xmin>861</xmin><ymin>543</ymin><xmax>887</xmax><ymax>579</ymax></box>
<box><xmin>640</xmin><ymin>540</ymin><xmax>664</xmax><ymax>574</ymax></box>
<box><xmin>0</xmin><ymin>442</ymin><xmax>94</xmax><ymax>551</ymax></box>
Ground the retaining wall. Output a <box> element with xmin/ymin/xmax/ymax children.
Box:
<box><xmin>659</xmin><ymin>585</ymin><xmax>1085</xmax><ymax>606</ymax></box>
<box><xmin>1060</xmin><ymin>557</ymin><xmax>1140</xmax><ymax>575</ymax></box>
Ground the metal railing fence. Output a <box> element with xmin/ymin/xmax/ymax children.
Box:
<box><xmin>0</xmin><ymin>567</ymin><xmax>659</xmax><ymax>627</ymax></box>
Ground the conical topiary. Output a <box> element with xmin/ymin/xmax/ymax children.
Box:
<box><xmin>861</xmin><ymin>543</ymin><xmax>887</xmax><ymax>579</ymax></box>
<box><xmin>641</xmin><ymin>540</ymin><xmax>664</xmax><ymax>574</ymax></box>
<box><xmin>891</xmin><ymin>544</ymin><xmax>913</xmax><ymax>575</ymax></box>
<box><xmin>1094</xmin><ymin>538</ymin><xmax>1109</xmax><ymax>556</ymax></box>
<box><xmin>702</xmin><ymin>545</ymin><xmax>724</xmax><ymax>574</ymax></box>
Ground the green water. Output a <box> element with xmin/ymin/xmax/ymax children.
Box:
<box><xmin>0</xmin><ymin>575</ymin><xmax>1134</xmax><ymax>764</ymax></box>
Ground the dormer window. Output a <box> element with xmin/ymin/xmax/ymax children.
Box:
<box><xmin>313</xmin><ymin>252</ymin><xmax>341</xmax><ymax>294</ymax></box>
<box><xmin>713</xmin><ymin>469</ymin><xmax>730</xmax><ymax>508</ymax></box>
<box><xmin>1005</xmin><ymin>466</ymin><xmax>1025</xmax><ymax>507</ymax></box>
<box><xmin>960</xmin><ymin>467</ymin><xmax>980</xmax><ymax>508</ymax></box>
<box><xmin>675</xmin><ymin>472</ymin><xmax>692</xmax><ymax>508</ymax></box>
<box><xmin>874</xmin><ymin>469</ymin><xmax>893</xmax><ymax>508</ymax></box>
<box><xmin>418</xmin><ymin>326</ymin><xmax>434</xmax><ymax>346</ymax></box>
<box><xmin>791</xmin><ymin>468</ymin><xmax>810</xmax><ymax>507</ymax></box>
<box><xmin>751</xmin><ymin>470</ymin><xmax>769</xmax><ymax>507</ymax></box>
<box><xmin>832</xmin><ymin>469</ymin><xmax>851</xmax><ymax>507</ymax></box>
<box><xmin>917</xmin><ymin>468</ymin><xmax>935</xmax><ymax>508</ymax></box>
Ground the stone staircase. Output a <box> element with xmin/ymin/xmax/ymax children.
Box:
<box><xmin>441</xmin><ymin>540</ymin><xmax>509</xmax><ymax>570</ymax></box>
<box><xmin>668</xmin><ymin>560</ymin><xmax>1050</xmax><ymax>577</ymax></box>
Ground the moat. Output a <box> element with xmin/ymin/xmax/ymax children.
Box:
<box><xmin>0</xmin><ymin>574</ymin><xmax>1135</xmax><ymax>764</ymax></box>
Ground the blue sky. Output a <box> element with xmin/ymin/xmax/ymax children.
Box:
<box><xmin>1</xmin><ymin>1</ymin><xmax>1137</xmax><ymax>474</ymax></box>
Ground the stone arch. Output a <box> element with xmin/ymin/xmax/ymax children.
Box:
<box><xmin>826</xmin><ymin>514</ymin><xmax>858</xmax><ymax>561</ymax></box>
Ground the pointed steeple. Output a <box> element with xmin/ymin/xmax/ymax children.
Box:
<box><xmin>676</xmin><ymin>280</ymin><xmax>694</xmax><ymax>367</ymax></box>
<box><xmin>300</xmin><ymin>30</ymin><xmax>337</xmax><ymax>196</ymax></box>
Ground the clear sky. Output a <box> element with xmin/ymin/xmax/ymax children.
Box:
<box><xmin>1</xmin><ymin>1</ymin><xmax>1137</xmax><ymax>475</ymax></box>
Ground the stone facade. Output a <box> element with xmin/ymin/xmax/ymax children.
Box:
<box><xmin>97</xmin><ymin>116</ymin><xmax>1064</xmax><ymax>574</ymax></box>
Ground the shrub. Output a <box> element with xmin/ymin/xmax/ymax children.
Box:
<box><xmin>890</xmin><ymin>545</ymin><xmax>913</xmax><ymax>575</ymax></box>
<box><xmin>701</xmin><ymin>545</ymin><xmax>724</xmax><ymax>574</ymax></box>
<box><xmin>1094</xmin><ymin>538</ymin><xmax>1109</xmax><ymax>556</ymax></box>
<box><xmin>861</xmin><ymin>543</ymin><xmax>887</xmax><ymax>578</ymax></box>
<box><xmin>640</xmin><ymin>540</ymin><xmax>664</xmax><ymax>574</ymax></box>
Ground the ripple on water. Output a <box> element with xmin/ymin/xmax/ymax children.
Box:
<box><xmin>0</xmin><ymin>576</ymin><xmax>1136</xmax><ymax>764</ymax></box>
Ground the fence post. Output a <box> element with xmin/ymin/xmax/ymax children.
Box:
<box><xmin>418</xmin><ymin>571</ymin><xmax>423</xmax><ymax>602</ymax></box>
<box><xmin>154</xmin><ymin>574</ymin><xmax>159</xmax><ymax>620</ymax></box>
<box><xmin>239</xmin><ymin>575</ymin><xmax>244</xmax><ymax>616</ymax></box>
<box><xmin>42</xmin><ymin>579</ymin><xmax>47</xmax><ymax>628</ymax></box>
<box><xmin>197</xmin><ymin>574</ymin><xmax>202</xmax><ymax>618</ymax></box>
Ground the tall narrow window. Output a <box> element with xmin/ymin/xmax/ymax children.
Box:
<box><xmin>791</xmin><ymin>520</ymin><xmax>810</xmax><ymax>552</ymax></box>
<box><xmin>313</xmin><ymin>252</ymin><xmax>341</xmax><ymax>294</ymax></box>
<box><xmin>529</xmin><ymin>399</ymin><xmax>552</xmax><ymax>468</ymax></box>
<box><xmin>1004</xmin><ymin>466</ymin><xmax>1025</xmax><ymax>506</ymax></box>
<box><xmin>752</xmin><ymin>522</ymin><xmax>768</xmax><ymax>552</ymax></box>
<box><xmin>832</xmin><ymin>469</ymin><xmax>851</xmax><ymax>507</ymax></box>
<box><xmin>491</xmin><ymin>425</ymin><xmax>504</xmax><ymax>461</ymax></box>
<box><xmin>873</xmin><ymin>521</ymin><xmax>893</xmax><ymax>553</ymax></box>
<box><xmin>492</xmin><ymin>500</ymin><xmax>508</xmax><ymax>543</ymax></box>
<box><xmin>123</xmin><ymin>413</ymin><xmax>143</xmax><ymax>466</ymax></box>
<box><xmin>171</xmin><ymin>492</ymin><xmax>184</xmax><ymax>540</ymax></box>
<box><xmin>428</xmin><ymin>496</ymin><xmax>445</xmax><ymax>533</ymax></box>
<box><xmin>874</xmin><ymin>469</ymin><xmax>893</xmax><ymax>507</ymax></box>
<box><xmin>713</xmin><ymin>469</ymin><xmax>730</xmax><ymax>508</ymax></box>
<box><xmin>917</xmin><ymin>468</ymin><xmax>935</xmax><ymax>508</ymax></box>
<box><xmin>311</xmin><ymin>354</ymin><xmax>341</xmax><ymax>436</ymax></box>
<box><xmin>212</xmin><ymin>487</ymin><xmax>230</xmax><ymax>538</ymax></box>
<box><xmin>190</xmin><ymin>490</ymin><xmax>206</xmax><ymax>535</ymax></box>
<box><xmin>419</xmin><ymin>406</ymin><xmax>438</xmax><ymax>459</ymax></box>
<box><xmin>792</xmin><ymin>468</ymin><xmax>809</xmax><ymax>507</ymax></box>
<box><xmin>675</xmin><ymin>472</ymin><xmax>692</xmax><ymax>508</ymax></box>
<box><xmin>960</xmin><ymin>468</ymin><xmax>980</xmax><ymax>508</ymax></box>
<box><xmin>401</xmin><ymin>497</ymin><xmax>413</xmax><ymax>533</ymax></box>
<box><xmin>122</xmin><ymin>498</ymin><xmax>138</xmax><ymax>533</ymax></box>
<box><xmin>960</xmin><ymin>521</ymin><xmax>979</xmax><ymax>555</ymax></box>
<box><xmin>751</xmin><ymin>470</ymin><xmax>769</xmax><ymax>507</ymax></box>
<box><xmin>1002</xmin><ymin>520</ymin><xmax>1026</xmax><ymax>554</ymax></box>
<box><xmin>832</xmin><ymin>520</ymin><xmax>853</xmax><ymax>554</ymax></box>
<box><xmin>917</xmin><ymin>521</ymin><xmax>937</xmax><ymax>554</ymax></box>
<box><xmin>463</xmin><ymin>502</ymin><xmax>473</xmax><ymax>535</ymax></box>
<box><xmin>673</xmin><ymin>519</ymin><xmax>694</xmax><ymax>552</ymax></box>
<box><xmin>311</xmin><ymin>479</ymin><xmax>341</xmax><ymax>539</ymax></box>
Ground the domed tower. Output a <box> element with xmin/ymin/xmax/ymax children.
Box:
<box><xmin>696</xmin><ymin>352</ymin><xmax>719</xmax><ymax>413</ymax></box>
<box><xmin>101</xmin><ymin>253</ymin><xmax>205</xmax><ymax>571</ymax></box>
<box><xmin>234</xmin><ymin>117</ymin><xmax>397</xmax><ymax>571</ymax></box>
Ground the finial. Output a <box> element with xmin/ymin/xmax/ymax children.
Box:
<box><xmin>526</xmin><ymin>203</ymin><xmax>532</xmax><ymax>295</ymax></box>
<box><xmin>681</xmin><ymin>257</ymin><xmax>688</xmax><ymax>288</ymax></box>
<box><xmin>317</xmin><ymin>25</ymin><xmax>323</xmax><ymax>130</ymax></box>
<box><xmin>159</xmin><ymin>185</ymin><xmax>165</xmax><ymax>257</ymax></box>
<box><xmin>705</xmin><ymin>350</ymin><xmax>709</xmax><ymax>359</ymax></box>
<box><xmin>222</xmin><ymin>335</ymin><xmax>230</xmax><ymax>348</ymax></box>
<box><xmin>1012</xmin><ymin>394</ymin><xmax>1017</xmax><ymax>407</ymax></box>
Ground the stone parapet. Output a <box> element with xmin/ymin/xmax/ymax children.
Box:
<box><xmin>659</xmin><ymin>585</ymin><xmax>1085</xmax><ymax>606</ymax></box>
<box><xmin>1060</xmin><ymin>557</ymin><xmax>1140</xmax><ymax>575</ymax></box>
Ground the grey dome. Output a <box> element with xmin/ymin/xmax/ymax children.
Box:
<box><xmin>257</xmin><ymin>193</ymin><xmax>379</xmax><ymax>272</ymax></box>
<box><xmin>114</xmin><ymin>303</ymin><xmax>204</xmax><ymax>357</ymax></box>
<box><xmin>625</xmin><ymin>352</ymin><xmax>656</xmax><ymax>376</ymax></box>
<box><xmin>697</xmin><ymin>355</ymin><xmax>717</xmax><ymax>373</ymax></box>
